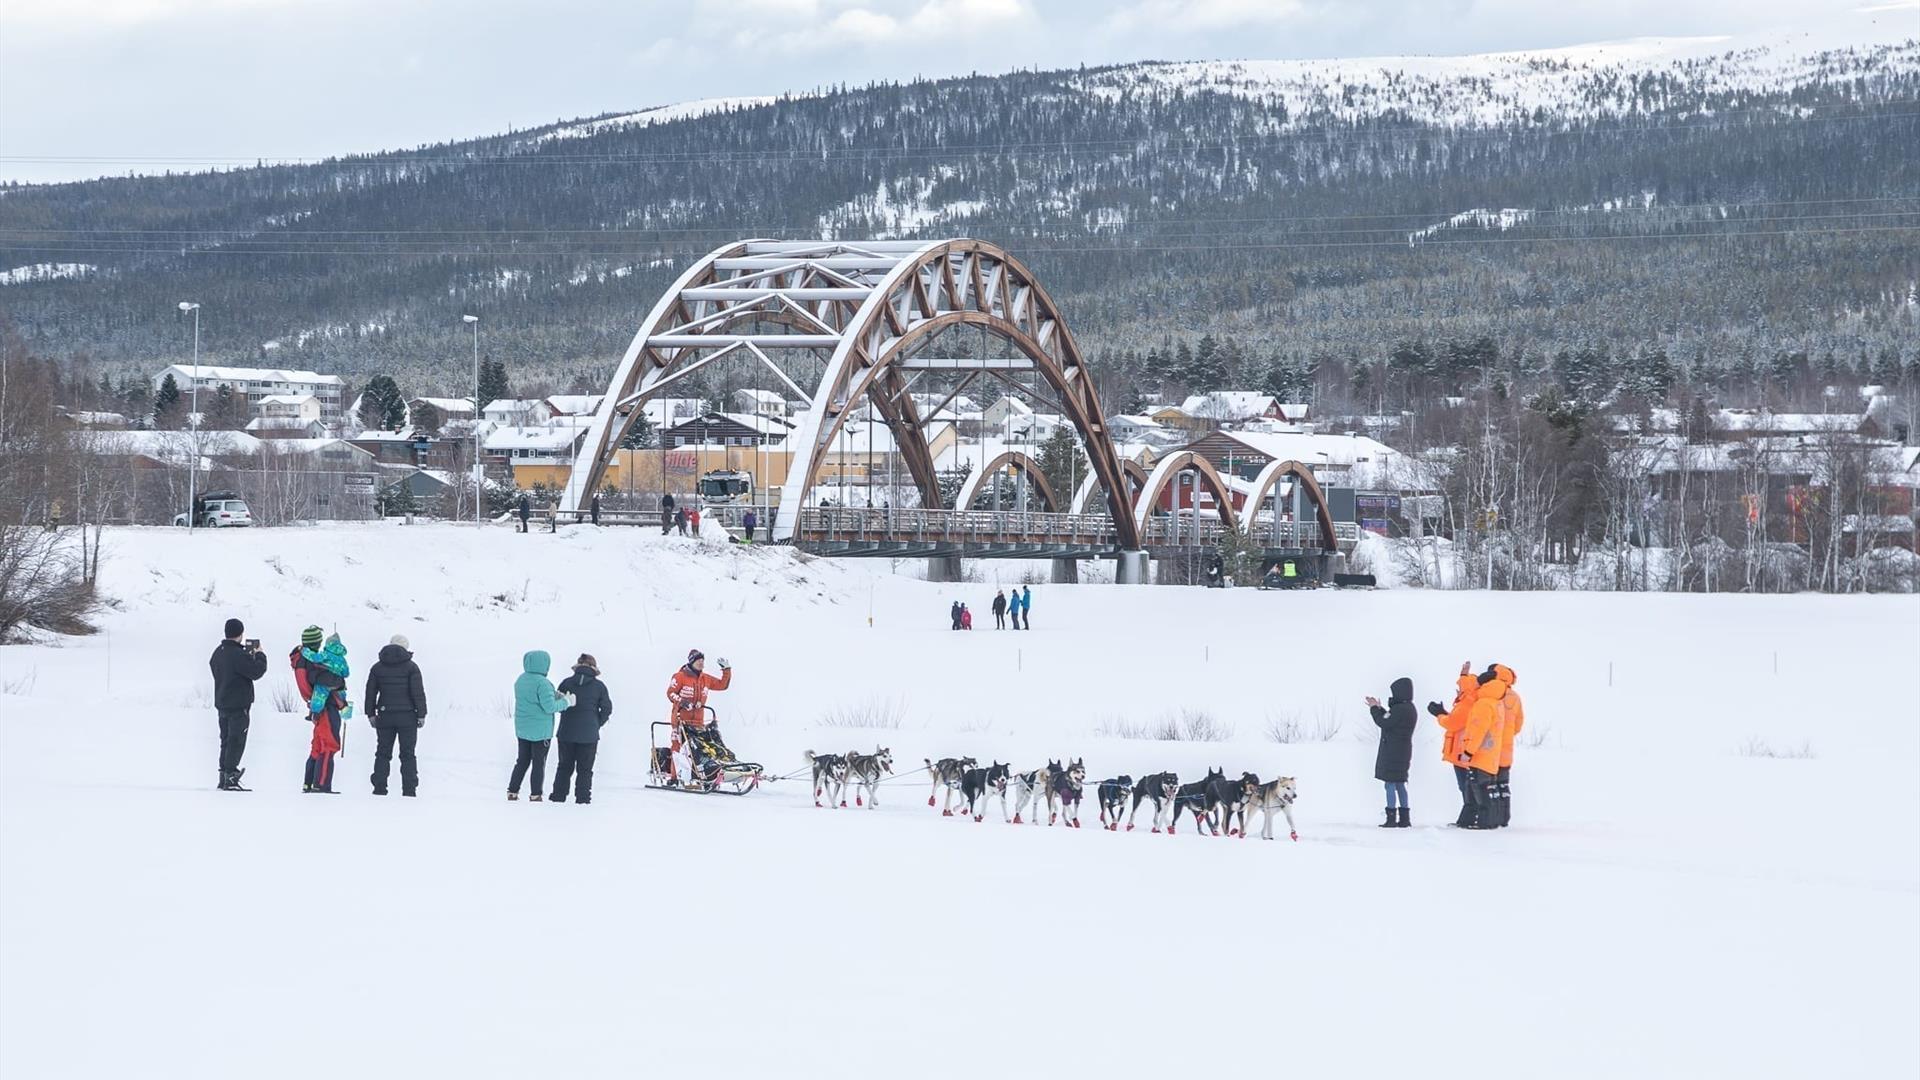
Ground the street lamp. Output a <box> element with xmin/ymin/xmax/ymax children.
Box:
<box><xmin>178</xmin><ymin>302</ymin><xmax>201</xmax><ymax>532</ymax></box>
<box><xmin>463</xmin><ymin>314</ymin><xmax>481</xmax><ymax>525</ymax></box>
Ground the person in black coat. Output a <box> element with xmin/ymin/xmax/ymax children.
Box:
<box><xmin>208</xmin><ymin>617</ymin><xmax>269</xmax><ymax>791</ymax></box>
<box><xmin>552</xmin><ymin>654</ymin><xmax>613</xmax><ymax>804</ymax></box>
<box><xmin>517</xmin><ymin>493</ymin><xmax>532</xmax><ymax>533</ymax></box>
<box><xmin>364</xmin><ymin>635</ymin><xmax>428</xmax><ymax>796</ymax></box>
<box><xmin>1367</xmin><ymin>676</ymin><xmax>1417</xmax><ymax>828</ymax></box>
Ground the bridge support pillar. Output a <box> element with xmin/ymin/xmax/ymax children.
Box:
<box><xmin>926</xmin><ymin>556</ymin><xmax>964</xmax><ymax>583</ymax></box>
<box><xmin>1114</xmin><ymin>550</ymin><xmax>1149</xmax><ymax>585</ymax></box>
<box><xmin>1050</xmin><ymin>558</ymin><xmax>1080</xmax><ymax>584</ymax></box>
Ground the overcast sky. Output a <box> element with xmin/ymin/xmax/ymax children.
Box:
<box><xmin>0</xmin><ymin>0</ymin><xmax>1908</xmax><ymax>184</ymax></box>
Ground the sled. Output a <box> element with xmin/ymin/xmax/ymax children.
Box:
<box><xmin>645</xmin><ymin>708</ymin><xmax>764</xmax><ymax>796</ymax></box>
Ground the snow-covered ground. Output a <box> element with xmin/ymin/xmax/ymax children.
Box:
<box><xmin>2</xmin><ymin>523</ymin><xmax>1916</xmax><ymax>1078</ymax></box>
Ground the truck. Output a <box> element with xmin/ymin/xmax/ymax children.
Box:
<box><xmin>697</xmin><ymin>469</ymin><xmax>753</xmax><ymax>506</ymax></box>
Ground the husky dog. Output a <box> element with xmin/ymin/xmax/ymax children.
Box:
<box><xmin>1126</xmin><ymin>771</ymin><xmax>1180</xmax><ymax>833</ymax></box>
<box><xmin>845</xmin><ymin>746</ymin><xmax>893</xmax><ymax>809</ymax></box>
<box><xmin>1247</xmin><ymin>776</ymin><xmax>1300</xmax><ymax>841</ymax></box>
<box><xmin>1051</xmin><ymin>758</ymin><xmax>1087</xmax><ymax>827</ymax></box>
<box><xmin>1095</xmin><ymin>775</ymin><xmax>1133</xmax><ymax>831</ymax></box>
<box><xmin>1215</xmin><ymin>772</ymin><xmax>1260</xmax><ymax>837</ymax></box>
<box><xmin>1170</xmin><ymin>767</ymin><xmax>1227</xmax><ymax>835</ymax></box>
<box><xmin>926</xmin><ymin>756</ymin><xmax>977</xmax><ymax>816</ymax></box>
<box><xmin>1009</xmin><ymin>761</ymin><xmax>1057</xmax><ymax>825</ymax></box>
<box><xmin>804</xmin><ymin>751</ymin><xmax>849</xmax><ymax>809</ymax></box>
<box><xmin>958</xmin><ymin>761</ymin><xmax>1011</xmax><ymax>822</ymax></box>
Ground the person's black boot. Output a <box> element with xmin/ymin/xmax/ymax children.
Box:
<box><xmin>1397</xmin><ymin>807</ymin><xmax>1411</xmax><ymax>828</ymax></box>
<box><xmin>1379</xmin><ymin>808</ymin><xmax>1396</xmax><ymax>828</ymax></box>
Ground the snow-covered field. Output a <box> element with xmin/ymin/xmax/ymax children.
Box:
<box><xmin>2</xmin><ymin>523</ymin><xmax>1916</xmax><ymax>1079</ymax></box>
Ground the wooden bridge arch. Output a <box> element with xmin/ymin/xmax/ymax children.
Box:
<box><xmin>954</xmin><ymin>450</ymin><xmax>1060</xmax><ymax>512</ymax></box>
<box><xmin>560</xmin><ymin>239</ymin><xmax>1142</xmax><ymax>549</ymax></box>
<box><xmin>1131</xmin><ymin>450</ymin><xmax>1240</xmax><ymax>536</ymax></box>
<box><xmin>1239</xmin><ymin>458</ymin><xmax>1340</xmax><ymax>549</ymax></box>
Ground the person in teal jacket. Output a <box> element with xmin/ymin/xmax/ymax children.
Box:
<box><xmin>509</xmin><ymin>650</ymin><xmax>566</xmax><ymax>801</ymax></box>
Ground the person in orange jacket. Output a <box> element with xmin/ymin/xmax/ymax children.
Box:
<box><xmin>1427</xmin><ymin>662</ymin><xmax>1481</xmax><ymax>827</ymax></box>
<box><xmin>1490</xmin><ymin>663</ymin><xmax>1525</xmax><ymax>828</ymax></box>
<box><xmin>1455</xmin><ymin>671</ymin><xmax>1509</xmax><ymax>829</ymax></box>
<box><xmin>666</xmin><ymin>648</ymin><xmax>732</xmax><ymax>787</ymax></box>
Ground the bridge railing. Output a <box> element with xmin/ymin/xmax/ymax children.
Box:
<box><xmin>796</xmin><ymin>507</ymin><xmax>1118</xmax><ymax>545</ymax></box>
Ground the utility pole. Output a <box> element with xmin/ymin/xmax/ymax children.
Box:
<box><xmin>177</xmin><ymin>302</ymin><xmax>201</xmax><ymax>531</ymax></box>
<box><xmin>463</xmin><ymin>314</ymin><xmax>481</xmax><ymax>525</ymax></box>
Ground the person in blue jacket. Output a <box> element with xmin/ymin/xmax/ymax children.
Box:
<box><xmin>509</xmin><ymin>650</ymin><xmax>565</xmax><ymax>801</ymax></box>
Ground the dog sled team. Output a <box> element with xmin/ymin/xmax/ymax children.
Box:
<box><xmin>803</xmin><ymin>754</ymin><xmax>1301</xmax><ymax>841</ymax></box>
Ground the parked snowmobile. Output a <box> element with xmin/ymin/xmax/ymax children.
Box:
<box><xmin>647</xmin><ymin>706</ymin><xmax>764</xmax><ymax>795</ymax></box>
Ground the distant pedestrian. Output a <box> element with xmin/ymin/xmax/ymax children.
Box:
<box><xmin>674</xmin><ymin>508</ymin><xmax>689</xmax><ymax>535</ymax></box>
<box><xmin>552</xmin><ymin>654</ymin><xmax>613</xmax><ymax>805</ymax></box>
<box><xmin>991</xmin><ymin>590</ymin><xmax>1007</xmax><ymax>629</ymax></box>
<box><xmin>1367</xmin><ymin>677</ymin><xmax>1416</xmax><ymax>828</ymax></box>
<box><xmin>1488</xmin><ymin>664</ymin><xmax>1524</xmax><ymax>828</ymax></box>
<box><xmin>960</xmin><ymin>603</ymin><xmax>973</xmax><ymax>630</ymax></box>
<box><xmin>949</xmin><ymin>600</ymin><xmax>962</xmax><ymax>631</ymax></box>
<box><xmin>548</xmin><ymin>505</ymin><xmax>558</xmax><ymax>533</ymax></box>
<box><xmin>290</xmin><ymin>626</ymin><xmax>349</xmax><ymax>794</ymax></box>
<box><xmin>688</xmin><ymin>507</ymin><xmax>702</xmax><ymax>536</ymax></box>
<box><xmin>364</xmin><ymin>634</ymin><xmax>427</xmax><ymax>797</ymax></box>
<box><xmin>1429</xmin><ymin>662</ymin><xmax>1480</xmax><ymax>827</ymax></box>
<box><xmin>1020</xmin><ymin>586</ymin><xmax>1033</xmax><ymax>629</ymax></box>
<box><xmin>509</xmin><ymin>650</ymin><xmax>566</xmax><ymax>801</ymax></box>
<box><xmin>589</xmin><ymin>492</ymin><xmax>602</xmax><ymax>526</ymax></box>
<box><xmin>517</xmin><ymin>493</ymin><xmax>531</xmax><ymax>533</ymax></box>
<box><xmin>208</xmin><ymin>617</ymin><xmax>268</xmax><ymax>791</ymax></box>
<box><xmin>742</xmin><ymin>508</ymin><xmax>757</xmax><ymax>544</ymax></box>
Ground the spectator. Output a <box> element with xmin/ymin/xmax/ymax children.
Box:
<box><xmin>991</xmin><ymin>590</ymin><xmax>1008</xmax><ymax>629</ymax></box>
<box><xmin>552</xmin><ymin>654</ymin><xmax>614</xmax><ymax>805</ymax></box>
<box><xmin>589</xmin><ymin>492</ymin><xmax>602</xmax><ymax>526</ymax></box>
<box><xmin>1019</xmin><ymin>585</ymin><xmax>1033</xmax><ymax>629</ymax></box>
<box><xmin>517</xmin><ymin>493</ymin><xmax>532</xmax><ymax>533</ymax></box>
<box><xmin>363</xmin><ymin>634</ymin><xmax>427</xmax><ymax>797</ymax></box>
<box><xmin>208</xmin><ymin>618</ymin><xmax>268</xmax><ymax>791</ymax></box>
<box><xmin>509</xmin><ymin>650</ymin><xmax>565</xmax><ymax>801</ymax></box>
<box><xmin>742</xmin><ymin>507</ymin><xmax>757</xmax><ymax>544</ymax></box>
<box><xmin>1367</xmin><ymin>677</ymin><xmax>1417</xmax><ymax>827</ymax></box>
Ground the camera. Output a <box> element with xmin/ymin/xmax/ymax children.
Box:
<box><xmin>245</xmin><ymin>639</ymin><xmax>260</xmax><ymax>651</ymax></box>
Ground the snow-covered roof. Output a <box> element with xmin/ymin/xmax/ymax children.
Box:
<box><xmin>1179</xmin><ymin>391</ymin><xmax>1277</xmax><ymax>422</ymax></box>
<box><xmin>89</xmin><ymin>429</ymin><xmax>263</xmax><ymax>461</ymax></box>
<box><xmin>412</xmin><ymin>397</ymin><xmax>476</xmax><ymax>413</ymax></box>
<box><xmin>350</xmin><ymin>429</ymin><xmax>417</xmax><ymax>442</ymax></box>
<box><xmin>156</xmin><ymin>365</ymin><xmax>344</xmax><ymax>387</ymax></box>
<box><xmin>1715</xmin><ymin>409</ymin><xmax>1860</xmax><ymax>434</ymax></box>
<box><xmin>483</xmin><ymin>398</ymin><xmax>550</xmax><ymax>415</ymax></box>
<box><xmin>1108</xmin><ymin>413</ymin><xmax>1165</xmax><ymax>429</ymax></box>
<box><xmin>258</xmin><ymin>394</ymin><xmax>317</xmax><ymax>407</ymax></box>
<box><xmin>732</xmin><ymin>388</ymin><xmax>784</xmax><ymax>405</ymax></box>
<box><xmin>544</xmin><ymin>394</ymin><xmax>604</xmax><ymax>416</ymax></box>
<box><xmin>1216</xmin><ymin>429</ymin><xmax>1398</xmax><ymax>466</ymax></box>
<box><xmin>264</xmin><ymin>438</ymin><xmax>373</xmax><ymax>457</ymax></box>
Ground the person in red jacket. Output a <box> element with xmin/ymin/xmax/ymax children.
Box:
<box><xmin>666</xmin><ymin>649</ymin><xmax>732</xmax><ymax>787</ymax></box>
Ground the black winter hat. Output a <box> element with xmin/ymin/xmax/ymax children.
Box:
<box><xmin>224</xmin><ymin>618</ymin><xmax>245</xmax><ymax>639</ymax></box>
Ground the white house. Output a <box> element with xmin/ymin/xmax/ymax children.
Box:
<box><xmin>483</xmin><ymin>425</ymin><xmax>586</xmax><ymax>463</ymax></box>
<box><xmin>153</xmin><ymin>365</ymin><xmax>347</xmax><ymax>417</ymax></box>
<box><xmin>731</xmin><ymin>388</ymin><xmax>789</xmax><ymax>420</ymax></box>
<box><xmin>482</xmin><ymin>398</ymin><xmax>554</xmax><ymax>427</ymax></box>
<box><xmin>981</xmin><ymin>395</ymin><xmax>1034</xmax><ymax>430</ymax></box>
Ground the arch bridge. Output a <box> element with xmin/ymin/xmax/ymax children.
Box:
<box><xmin>562</xmin><ymin>239</ymin><xmax>1358</xmax><ymax>579</ymax></box>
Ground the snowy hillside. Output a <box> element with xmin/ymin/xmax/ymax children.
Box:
<box><xmin>1081</xmin><ymin>25</ymin><xmax>1919</xmax><ymax>125</ymax></box>
<box><xmin>2</xmin><ymin>523</ymin><xmax>1916</xmax><ymax>1078</ymax></box>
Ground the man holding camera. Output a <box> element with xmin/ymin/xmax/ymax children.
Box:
<box><xmin>209</xmin><ymin>618</ymin><xmax>269</xmax><ymax>791</ymax></box>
